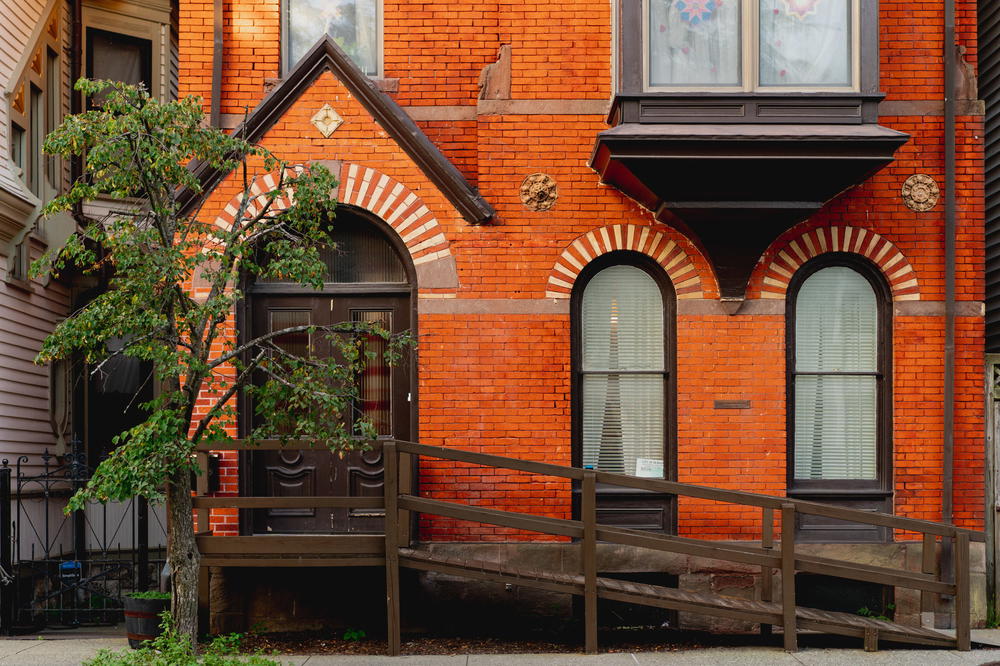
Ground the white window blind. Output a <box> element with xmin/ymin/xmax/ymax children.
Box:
<box><xmin>793</xmin><ymin>266</ymin><xmax>878</xmax><ymax>480</ymax></box>
<box><xmin>581</xmin><ymin>265</ymin><xmax>665</xmax><ymax>475</ymax></box>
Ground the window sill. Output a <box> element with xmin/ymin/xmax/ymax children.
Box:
<box><xmin>786</xmin><ymin>487</ymin><xmax>892</xmax><ymax>499</ymax></box>
<box><xmin>609</xmin><ymin>92</ymin><xmax>885</xmax><ymax>126</ymax></box>
<box><xmin>3</xmin><ymin>275</ymin><xmax>33</xmax><ymax>292</ymax></box>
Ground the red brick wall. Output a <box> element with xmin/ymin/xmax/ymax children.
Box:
<box><xmin>181</xmin><ymin>0</ymin><xmax>986</xmax><ymax>541</ymax></box>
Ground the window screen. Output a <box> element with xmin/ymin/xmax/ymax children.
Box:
<box><xmin>793</xmin><ymin>266</ymin><xmax>878</xmax><ymax>480</ymax></box>
<box><xmin>86</xmin><ymin>28</ymin><xmax>153</xmax><ymax>92</ymax></box>
<box><xmin>580</xmin><ymin>265</ymin><xmax>665</xmax><ymax>476</ymax></box>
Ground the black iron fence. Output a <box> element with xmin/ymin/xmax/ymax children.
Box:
<box><xmin>0</xmin><ymin>449</ymin><xmax>166</xmax><ymax>633</ymax></box>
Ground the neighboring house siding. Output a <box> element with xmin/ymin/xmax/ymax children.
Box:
<box><xmin>0</xmin><ymin>0</ymin><xmax>71</xmax><ymax>476</ymax></box>
<box><xmin>983</xmin><ymin>1</ymin><xmax>1000</xmax><ymax>351</ymax></box>
<box><xmin>0</xmin><ymin>0</ymin><xmax>46</xmax><ymax>198</ymax></box>
<box><xmin>0</xmin><ymin>239</ymin><xmax>69</xmax><ymax>474</ymax></box>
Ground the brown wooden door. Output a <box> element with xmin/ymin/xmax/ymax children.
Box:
<box><xmin>250</xmin><ymin>293</ymin><xmax>411</xmax><ymax>534</ymax></box>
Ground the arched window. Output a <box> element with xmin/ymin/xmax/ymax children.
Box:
<box><xmin>573</xmin><ymin>251</ymin><xmax>675</xmax><ymax>532</ymax></box>
<box><xmin>787</xmin><ymin>254</ymin><xmax>891</xmax><ymax>541</ymax></box>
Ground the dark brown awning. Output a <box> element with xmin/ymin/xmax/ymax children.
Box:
<box><xmin>590</xmin><ymin>122</ymin><xmax>909</xmax><ymax>300</ymax></box>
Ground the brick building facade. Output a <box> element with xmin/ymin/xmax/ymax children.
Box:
<box><xmin>164</xmin><ymin>0</ymin><xmax>989</xmax><ymax>631</ymax></box>
<box><xmin>0</xmin><ymin>0</ymin><xmax>989</xmax><ymax>637</ymax></box>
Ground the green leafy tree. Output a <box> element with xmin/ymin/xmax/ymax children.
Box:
<box><xmin>36</xmin><ymin>80</ymin><xmax>409</xmax><ymax>641</ymax></box>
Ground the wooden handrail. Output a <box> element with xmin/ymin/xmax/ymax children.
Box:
<box><xmin>581</xmin><ymin>471</ymin><xmax>597</xmax><ymax>654</ymax></box>
<box><xmin>191</xmin><ymin>437</ymin><xmax>977</xmax><ymax>654</ymax></box>
<box><xmin>393</xmin><ymin>440</ymin><xmax>985</xmax><ymax>543</ymax></box>
<box><xmin>390</xmin><ymin>439</ymin><xmax>975</xmax><ymax>653</ymax></box>
<box><xmin>781</xmin><ymin>503</ymin><xmax>797</xmax><ymax>652</ymax></box>
<box><xmin>192</xmin><ymin>437</ymin><xmax>984</xmax><ymax>540</ymax></box>
<box><xmin>194</xmin><ymin>439</ymin><xmax>386</xmax><ymax>452</ymax></box>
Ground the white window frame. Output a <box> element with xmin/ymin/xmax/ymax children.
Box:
<box><xmin>281</xmin><ymin>0</ymin><xmax>384</xmax><ymax>78</ymax></box>
<box><xmin>642</xmin><ymin>0</ymin><xmax>861</xmax><ymax>93</ymax></box>
<box><xmin>82</xmin><ymin>0</ymin><xmax>172</xmax><ymax>103</ymax></box>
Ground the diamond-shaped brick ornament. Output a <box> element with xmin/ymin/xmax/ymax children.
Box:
<box><xmin>311</xmin><ymin>104</ymin><xmax>344</xmax><ymax>138</ymax></box>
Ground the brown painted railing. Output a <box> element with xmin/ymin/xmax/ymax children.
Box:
<box><xmin>192</xmin><ymin>439</ymin><xmax>982</xmax><ymax>654</ymax></box>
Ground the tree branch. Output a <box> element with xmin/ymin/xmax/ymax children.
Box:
<box><xmin>190</xmin><ymin>349</ymin><xmax>265</xmax><ymax>445</ymax></box>
<box><xmin>206</xmin><ymin>321</ymin><xmax>376</xmax><ymax>372</ymax></box>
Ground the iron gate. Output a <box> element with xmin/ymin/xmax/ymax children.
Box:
<box><xmin>0</xmin><ymin>448</ymin><xmax>166</xmax><ymax>633</ymax></box>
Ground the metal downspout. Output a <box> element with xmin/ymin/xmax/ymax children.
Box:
<box><xmin>70</xmin><ymin>0</ymin><xmax>84</xmax><ymax>223</ymax></box>
<box><xmin>941</xmin><ymin>0</ymin><xmax>958</xmax><ymax>625</ymax></box>
<box><xmin>211</xmin><ymin>0</ymin><xmax>223</xmax><ymax>128</ymax></box>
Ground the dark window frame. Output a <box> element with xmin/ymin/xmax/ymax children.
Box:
<box><xmin>785</xmin><ymin>253</ymin><xmax>893</xmax><ymax>538</ymax></box>
<box><xmin>570</xmin><ymin>250</ymin><xmax>677</xmax><ymax>533</ymax></box>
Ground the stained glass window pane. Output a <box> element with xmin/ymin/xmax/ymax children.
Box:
<box><xmin>759</xmin><ymin>0</ymin><xmax>852</xmax><ymax>86</ymax></box>
<box><xmin>287</xmin><ymin>0</ymin><xmax>378</xmax><ymax>75</ymax></box>
<box><xmin>647</xmin><ymin>0</ymin><xmax>741</xmax><ymax>87</ymax></box>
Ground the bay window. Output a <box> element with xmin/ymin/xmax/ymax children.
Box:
<box><xmin>646</xmin><ymin>0</ymin><xmax>859</xmax><ymax>91</ymax></box>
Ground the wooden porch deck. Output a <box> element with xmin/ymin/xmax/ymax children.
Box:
<box><xmin>193</xmin><ymin>440</ymin><xmax>983</xmax><ymax>655</ymax></box>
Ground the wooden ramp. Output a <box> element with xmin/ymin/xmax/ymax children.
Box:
<box><xmin>399</xmin><ymin>547</ymin><xmax>956</xmax><ymax>650</ymax></box>
<box><xmin>194</xmin><ymin>439</ymin><xmax>983</xmax><ymax>655</ymax></box>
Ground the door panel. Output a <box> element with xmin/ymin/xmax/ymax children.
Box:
<box><xmin>265</xmin><ymin>450</ymin><xmax>317</xmax><ymax>518</ymax></box>
<box><xmin>250</xmin><ymin>294</ymin><xmax>410</xmax><ymax>534</ymax></box>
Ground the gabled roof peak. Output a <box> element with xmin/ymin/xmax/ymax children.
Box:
<box><xmin>193</xmin><ymin>36</ymin><xmax>494</xmax><ymax>225</ymax></box>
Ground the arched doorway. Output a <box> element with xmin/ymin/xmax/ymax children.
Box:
<box><xmin>243</xmin><ymin>206</ymin><xmax>416</xmax><ymax>534</ymax></box>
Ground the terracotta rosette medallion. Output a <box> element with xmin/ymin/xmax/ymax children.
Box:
<box><xmin>901</xmin><ymin>174</ymin><xmax>940</xmax><ymax>212</ymax></box>
<box><xmin>519</xmin><ymin>173</ymin><xmax>558</xmax><ymax>212</ymax></box>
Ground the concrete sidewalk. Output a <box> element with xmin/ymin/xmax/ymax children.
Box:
<box><xmin>2</xmin><ymin>630</ymin><xmax>1000</xmax><ymax>666</ymax></box>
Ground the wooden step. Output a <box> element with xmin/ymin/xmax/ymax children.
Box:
<box><xmin>398</xmin><ymin>547</ymin><xmax>956</xmax><ymax>649</ymax></box>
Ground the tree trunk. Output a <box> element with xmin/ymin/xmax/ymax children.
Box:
<box><xmin>166</xmin><ymin>468</ymin><xmax>200</xmax><ymax>644</ymax></box>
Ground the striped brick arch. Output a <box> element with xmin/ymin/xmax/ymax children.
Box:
<box><xmin>759</xmin><ymin>226</ymin><xmax>920</xmax><ymax>301</ymax></box>
<box><xmin>211</xmin><ymin>163</ymin><xmax>451</xmax><ymax>266</ymax></box>
<box><xmin>545</xmin><ymin>224</ymin><xmax>704</xmax><ymax>299</ymax></box>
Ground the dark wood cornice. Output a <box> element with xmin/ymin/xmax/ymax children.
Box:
<box><xmin>182</xmin><ymin>36</ymin><xmax>494</xmax><ymax>225</ymax></box>
<box><xmin>590</xmin><ymin>121</ymin><xmax>910</xmax><ymax>300</ymax></box>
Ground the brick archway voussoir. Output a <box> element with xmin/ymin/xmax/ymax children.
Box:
<box><xmin>759</xmin><ymin>226</ymin><xmax>920</xmax><ymax>301</ymax></box>
<box><xmin>545</xmin><ymin>224</ymin><xmax>704</xmax><ymax>299</ymax></box>
<box><xmin>210</xmin><ymin>163</ymin><xmax>454</xmax><ymax>269</ymax></box>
